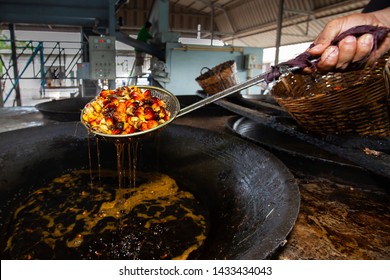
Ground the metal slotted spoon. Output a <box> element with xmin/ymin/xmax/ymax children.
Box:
<box><xmin>81</xmin><ymin>65</ymin><xmax>303</xmax><ymax>140</ymax></box>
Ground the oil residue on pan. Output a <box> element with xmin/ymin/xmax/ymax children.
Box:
<box><xmin>0</xmin><ymin>122</ymin><xmax>300</xmax><ymax>260</ymax></box>
<box><xmin>2</xmin><ymin>169</ymin><xmax>208</xmax><ymax>260</ymax></box>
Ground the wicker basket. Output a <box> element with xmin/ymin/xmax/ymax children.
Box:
<box><xmin>270</xmin><ymin>54</ymin><xmax>390</xmax><ymax>137</ymax></box>
<box><xmin>195</xmin><ymin>60</ymin><xmax>239</xmax><ymax>95</ymax></box>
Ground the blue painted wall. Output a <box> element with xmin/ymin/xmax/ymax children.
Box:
<box><xmin>164</xmin><ymin>43</ymin><xmax>263</xmax><ymax>96</ymax></box>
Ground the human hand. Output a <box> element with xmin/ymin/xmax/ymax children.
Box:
<box><xmin>306</xmin><ymin>8</ymin><xmax>390</xmax><ymax>73</ymax></box>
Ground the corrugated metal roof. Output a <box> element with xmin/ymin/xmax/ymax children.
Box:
<box><xmin>117</xmin><ymin>0</ymin><xmax>370</xmax><ymax>48</ymax></box>
<box><xmin>1</xmin><ymin>0</ymin><xmax>371</xmax><ymax>48</ymax></box>
<box><xmin>212</xmin><ymin>0</ymin><xmax>369</xmax><ymax>47</ymax></box>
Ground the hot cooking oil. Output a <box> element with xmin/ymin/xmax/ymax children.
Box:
<box><xmin>1</xmin><ymin>169</ymin><xmax>208</xmax><ymax>260</ymax></box>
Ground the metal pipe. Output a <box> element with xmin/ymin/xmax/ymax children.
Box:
<box><xmin>5</xmin><ymin>42</ymin><xmax>44</xmax><ymax>103</ymax></box>
<box><xmin>173</xmin><ymin>45</ymin><xmax>244</xmax><ymax>52</ymax></box>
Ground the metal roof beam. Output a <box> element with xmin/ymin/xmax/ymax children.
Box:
<box><xmin>0</xmin><ymin>1</ymin><xmax>112</xmax><ymax>27</ymax></box>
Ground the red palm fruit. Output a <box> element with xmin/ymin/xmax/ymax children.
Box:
<box><xmin>105</xmin><ymin>118</ymin><xmax>114</xmax><ymax>126</ymax></box>
<box><xmin>112</xmin><ymin>129</ymin><xmax>121</xmax><ymax>134</ymax></box>
<box><xmin>130</xmin><ymin>89</ymin><xmax>145</xmax><ymax>102</ymax></box>
<box><xmin>111</xmin><ymin>98</ymin><xmax>119</xmax><ymax>106</ymax></box>
<box><xmin>158</xmin><ymin>107</ymin><xmax>167</xmax><ymax>119</ymax></box>
<box><xmin>140</xmin><ymin>122</ymin><xmax>149</xmax><ymax>131</ymax></box>
<box><xmin>150</xmin><ymin>97</ymin><xmax>159</xmax><ymax>105</ymax></box>
<box><xmin>100</xmin><ymin>89</ymin><xmax>113</xmax><ymax>98</ymax></box>
<box><xmin>143</xmin><ymin>89</ymin><xmax>151</xmax><ymax>100</ymax></box>
<box><xmin>147</xmin><ymin>120</ymin><xmax>159</xmax><ymax>129</ymax></box>
<box><xmin>125</xmin><ymin>125</ymin><xmax>136</xmax><ymax>134</ymax></box>
<box><xmin>95</xmin><ymin>116</ymin><xmax>102</xmax><ymax>124</ymax></box>
<box><xmin>144</xmin><ymin>107</ymin><xmax>156</xmax><ymax>120</ymax></box>
<box><xmin>117</xmin><ymin>102</ymin><xmax>126</xmax><ymax>114</ymax></box>
<box><xmin>135</xmin><ymin>107</ymin><xmax>144</xmax><ymax>119</ymax></box>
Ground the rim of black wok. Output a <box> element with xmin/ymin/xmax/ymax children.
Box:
<box><xmin>80</xmin><ymin>85</ymin><xmax>181</xmax><ymax>139</ymax></box>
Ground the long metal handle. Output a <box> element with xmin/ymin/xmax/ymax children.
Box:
<box><xmin>176</xmin><ymin>72</ymin><xmax>269</xmax><ymax>118</ymax></box>
<box><xmin>175</xmin><ymin>61</ymin><xmax>316</xmax><ymax>118</ymax></box>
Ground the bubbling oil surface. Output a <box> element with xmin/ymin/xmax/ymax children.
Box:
<box><xmin>2</xmin><ymin>169</ymin><xmax>208</xmax><ymax>260</ymax></box>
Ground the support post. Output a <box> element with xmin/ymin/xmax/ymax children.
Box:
<box><xmin>275</xmin><ymin>0</ymin><xmax>284</xmax><ymax>65</ymax></box>
<box><xmin>0</xmin><ymin>75</ymin><xmax>3</xmax><ymax>107</ymax></box>
<box><xmin>211</xmin><ymin>3</ymin><xmax>215</xmax><ymax>46</ymax></box>
<box><xmin>108</xmin><ymin>0</ymin><xmax>116</xmax><ymax>89</ymax></box>
<box><xmin>39</xmin><ymin>42</ymin><xmax>46</xmax><ymax>98</ymax></box>
<box><xmin>9</xmin><ymin>24</ymin><xmax>22</xmax><ymax>106</ymax></box>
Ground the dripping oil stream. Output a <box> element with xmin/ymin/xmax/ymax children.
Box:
<box><xmin>87</xmin><ymin>136</ymin><xmax>140</xmax><ymax>212</ymax></box>
<box><xmin>115</xmin><ymin>142</ymin><xmax>126</xmax><ymax>227</ymax></box>
<box><xmin>113</xmin><ymin>140</ymin><xmax>139</xmax><ymax>228</ymax></box>
<box><xmin>129</xmin><ymin>141</ymin><xmax>139</xmax><ymax>189</ymax></box>
<box><xmin>87</xmin><ymin>132</ymin><xmax>94</xmax><ymax>188</ymax></box>
<box><xmin>96</xmin><ymin>138</ymin><xmax>102</xmax><ymax>188</ymax></box>
<box><xmin>87</xmin><ymin>134</ymin><xmax>103</xmax><ymax>190</ymax></box>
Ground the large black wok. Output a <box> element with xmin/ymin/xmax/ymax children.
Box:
<box><xmin>0</xmin><ymin>122</ymin><xmax>299</xmax><ymax>259</ymax></box>
<box><xmin>35</xmin><ymin>97</ymin><xmax>91</xmax><ymax>121</ymax></box>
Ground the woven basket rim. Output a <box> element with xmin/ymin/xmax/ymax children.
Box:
<box><xmin>271</xmin><ymin>54</ymin><xmax>389</xmax><ymax>100</ymax></box>
<box><xmin>269</xmin><ymin>54</ymin><xmax>390</xmax><ymax>136</ymax></box>
<box><xmin>195</xmin><ymin>60</ymin><xmax>236</xmax><ymax>81</ymax></box>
